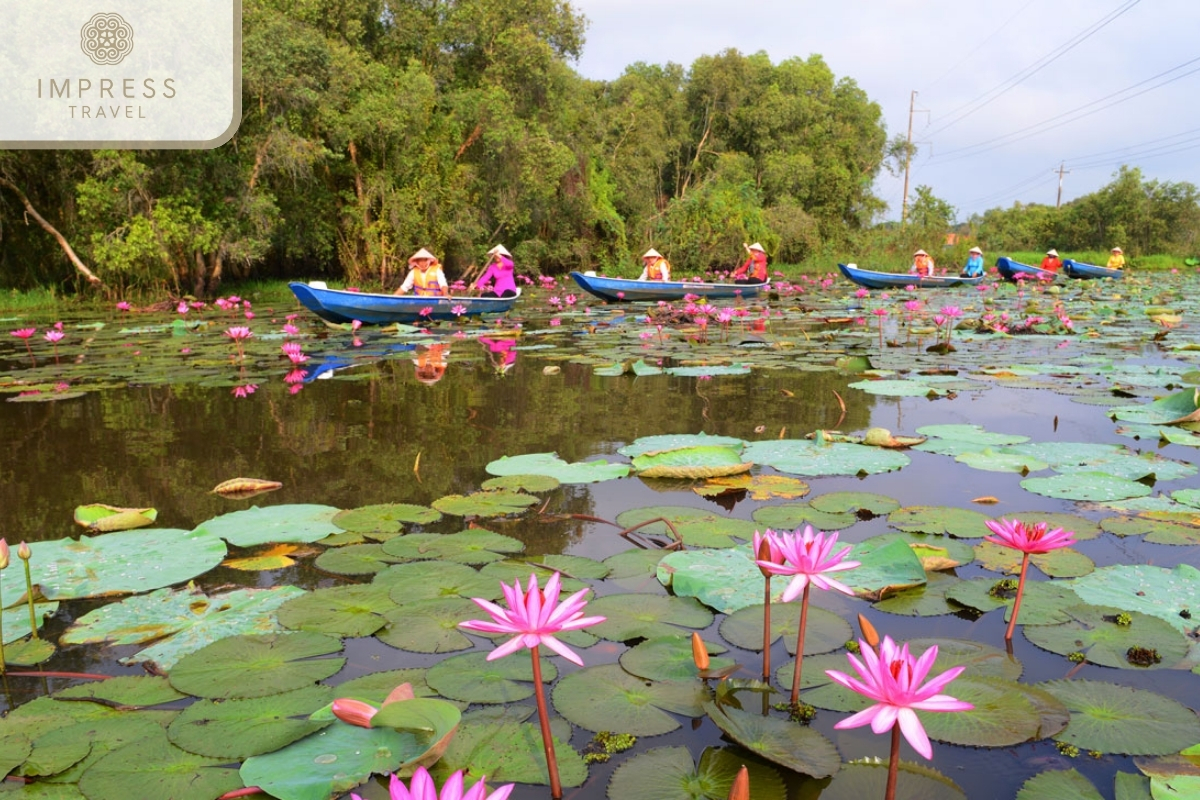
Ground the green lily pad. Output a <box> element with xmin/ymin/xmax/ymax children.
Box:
<box><xmin>377</xmin><ymin>597</ymin><xmax>479</xmax><ymax>654</ymax></box>
<box><xmin>915</xmin><ymin>424</ymin><xmax>1030</xmax><ymax>446</ymax></box>
<box><xmin>605</xmin><ymin>746</ymin><xmax>785</xmax><ymax>800</ymax></box>
<box><xmin>719</xmin><ymin>602</ymin><xmax>852</xmax><ymax>656</ymax></box>
<box><xmin>1039</xmin><ymin>679</ymin><xmax>1200</xmax><ymax>755</ymax></box>
<box><xmin>955</xmin><ymin>448</ymin><xmax>1050</xmax><ymax>473</ymax></box>
<box><xmin>27</xmin><ymin>529</ymin><xmax>228</xmax><ymax>601</ymax></box>
<box><xmin>702</xmin><ymin>701</ymin><xmax>840</xmax><ymax>778</ymax></box>
<box><xmin>480</xmin><ymin>474</ymin><xmax>561</xmax><ymax>493</ymax></box>
<box><xmin>848</xmin><ymin>378</ymin><xmax>946</xmax><ymax>397</ymax></box>
<box><xmin>484</xmin><ymin>452</ymin><xmax>630</xmax><ymax>483</ymax></box>
<box><xmin>1049</xmin><ymin>451</ymin><xmax>1197</xmax><ymax>482</ymax></box>
<box><xmin>742</xmin><ymin>439</ymin><xmax>910</xmax><ymax>476</ymax></box>
<box><xmin>839</xmin><ymin>535</ymin><xmax>927</xmax><ymax>600</ymax></box>
<box><xmin>918</xmin><ymin>676</ymin><xmax>1062</xmax><ymax>748</ymax></box>
<box><xmin>1024</xmin><ymin>605</ymin><xmax>1190</xmax><ymax>668</ymax></box>
<box><xmin>0</xmin><ymin>602</ymin><xmax>59</xmax><ymax>645</ymax></box>
<box><xmin>429</xmin><ymin>706</ymin><xmax>585</xmax><ymax>788</ymax></box>
<box><xmin>974</xmin><ymin>541</ymin><xmax>1095</xmax><ymax>578</ymax></box>
<box><xmin>632</xmin><ymin>446</ymin><xmax>751</xmax><ymax>479</ymax></box>
<box><xmin>887</xmin><ymin>506</ymin><xmax>993</xmax><ymax>538</ymax></box>
<box><xmin>809</xmin><ymin>491</ymin><xmax>901</xmax><ymax>516</ymax></box>
<box><xmin>615</xmin><ymin>506</ymin><xmax>759</xmax><ymax>549</ymax></box>
<box><xmin>1005</xmin><ymin>442</ymin><xmax>1130</xmax><ymax>469</ymax></box>
<box><xmin>587</xmin><ymin>593</ymin><xmax>712</xmax><ymax>641</ymax></box>
<box><xmin>1016</xmin><ymin>769</ymin><xmax>1105</xmax><ymax>800</ymax></box>
<box><xmin>816</xmin><ymin>760</ymin><xmax>965</xmax><ymax>800</ymax></box>
<box><xmin>313</xmin><ymin>543</ymin><xmax>401</xmax><ymax>575</ymax></box>
<box><xmin>551</xmin><ymin>663</ymin><xmax>706</xmax><ymax>735</ymax></box>
<box><xmin>61</xmin><ymin>585</ymin><xmax>304</xmax><ymax>671</ymax></box>
<box><xmin>276</xmin><ymin>584</ymin><xmax>396</xmax><ymax>638</ymax></box>
<box><xmin>1109</xmin><ymin>389</ymin><xmax>1200</xmax><ymax>424</ymax></box>
<box><xmin>656</xmin><ymin>548</ymin><xmax>781</xmax><ymax>614</ymax></box>
<box><xmin>1101</xmin><ymin>515</ymin><xmax>1200</xmax><ymax>545</ymax></box>
<box><xmin>78</xmin><ymin>730</ymin><xmax>241</xmax><ymax>800</ymax></box>
<box><xmin>521</xmin><ymin>554</ymin><xmax>610</xmax><ymax>580</ymax></box>
<box><xmin>374</xmin><ymin>561</ymin><xmax>502</xmax><ymax>604</ymax></box>
<box><xmin>477</xmin><ymin>562</ymin><xmax>587</xmax><ymax>595</ymax></box>
<box><xmin>618</xmin><ymin>433</ymin><xmax>748</xmax><ymax>458</ymax></box>
<box><xmin>332</xmin><ymin>503</ymin><xmax>442</xmax><ymax>533</ymax></box>
<box><xmin>168</xmin><ymin>632</ymin><xmax>345</xmax><ymax>700</ymax></box>
<box><xmin>619</xmin><ymin>636</ymin><xmax>734</xmax><ymax>682</ymax></box>
<box><xmin>431</xmin><ymin>491</ymin><xmax>539</xmax><ymax>518</ymax></box>
<box><xmin>945</xmin><ymin>577</ymin><xmax>1083</xmax><ymax>625</ymax></box>
<box><xmin>72</xmin><ymin>504</ymin><xmax>158</xmax><ymax>533</ymax></box>
<box><xmin>54</xmin><ymin>677</ymin><xmax>184</xmax><ymax>707</ymax></box>
<box><xmin>1069</xmin><ymin>564</ymin><xmax>1200</xmax><ymax>636</ymax></box>
<box><xmin>604</xmin><ymin>549</ymin><xmax>667</xmax><ymax>579</ymax></box>
<box><xmin>874</xmin><ymin>571</ymin><xmax>964</xmax><ymax>617</ymax></box>
<box><xmin>1022</xmin><ymin>471</ymin><xmax>1154</xmax><ymax>501</ymax></box>
<box><xmin>424</xmin><ymin>651</ymin><xmax>557</xmax><ymax>704</ymax></box>
<box><xmin>381</xmin><ymin>531</ymin><xmax>526</xmax><ymax>564</ymax></box>
<box><xmin>167</xmin><ymin>685</ymin><xmax>333</xmax><ymax>759</ymax></box>
<box><xmin>751</xmin><ymin>502</ymin><xmax>858</xmax><ymax>532</ymax></box>
<box><xmin>191</xmin><ymin>504</ymin><xmax>343</xmax><ymax>546</ymax></box>
<box><xmin>0</xmin><ymin>731</ymin><xmax>31</xmax><ymax>781</ymax></box>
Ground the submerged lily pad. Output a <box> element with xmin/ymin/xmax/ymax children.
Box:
<box><xmin>1039</xmin><ymin>679</ymin><xmax>1200</xmax><ymax>755</ymax></box>
<box><xmin>552</xmin><ymin>663</ymin><xmax>705</xmax><ymax>735</ymax></box>
<box><xmin>485</xmin><ymin>452</ymin><xmax>630</xmax><ymax>483</ymax></box>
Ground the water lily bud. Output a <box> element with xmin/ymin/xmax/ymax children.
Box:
<box><xmin>0</xmin><ymin>539</ymin><xmax>9</xmax><ymax>569</ymax></box>
<box><xmin>857</xmin><ymin>613</ymin><xmax>880</xmax><ymax>648</ymax></box>
<box><xmin>726</xmin><ymin>765</ymin><xmax>750</xmax><ymax>800</ymax></box>
<box><xmin>17</xmin><ymin>542</ymin><xmax>30</xmax><ymax>561</ymax></box>
<box><xmin>330</xmin><ymin>698</ymin><xmax>378</xmax><ymax>728</ymax></box>
<box><xmin>691</xmin><ymin>632</ymin><xmax>710</xmax><ymax>671</ymax></box>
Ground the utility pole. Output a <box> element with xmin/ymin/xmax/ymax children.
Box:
<box><xmin>901</xmin><ymin>90</ymin><xmax>917</xmax><ymax>225</ymax></box>
<box><xmin>1055</xmin><ymin>162</ymin><xmax>1071</xmax><ymax>209</ymax></box>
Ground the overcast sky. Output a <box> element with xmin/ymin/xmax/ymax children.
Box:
<box><xmin>569</xmin><ymin>0</ymin><xmax>1200</xmax><ymax>223</ymax></box>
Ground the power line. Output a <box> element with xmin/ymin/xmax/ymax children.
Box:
<box><xmin>923</xmin><ymin>0</ymin><xmax>1141</xmax><ymax>138</ymax></box>
<box><xmin>1071</xmin><ymin>139</ymin><xmax>1200</xmax><ymax>172</ymax></box>
<box><xmin>961</xmin><ymin>168</ymin><xmax>1059</xmax><ymax>209</ymax></box>
<box><xmin>1066</xmin><ymin>125</ymin><xmax>1200</xmax><ymax>164</ymax></box>
<box><xmin>923</xmin><ymin>0</ymin><xmax>1039</xmax><ymax>92</ymax></box>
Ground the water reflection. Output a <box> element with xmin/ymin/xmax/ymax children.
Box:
<box><xmin>479</xmin><ymin>337</ymin><xmax>517</xmax><ymax>376</ymax></box>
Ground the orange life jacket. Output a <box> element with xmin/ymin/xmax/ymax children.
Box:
<box><xmin>647</xmin><ymin>258</ymin><xmax>668</xmax><ymax>281</ymax></box>
<box><xmin>913</xmin><ymin>255</ymin><xmax>933</xmax><ymax>276</ymax></box>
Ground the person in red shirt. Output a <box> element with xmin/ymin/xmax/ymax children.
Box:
<box><xmin>733</xmin><ymin>242</ymin><xmax>768</xmax><ymax>284</ymax></box>
<box><xmin>910</xmin><ymin>249</ymin><xmax>935</xmax><ymax>277</ymax></box>
<box><xmin>1040</xmin><ymin>248</ymin><xmax>1062</xmax><ymax>273</ymax></box>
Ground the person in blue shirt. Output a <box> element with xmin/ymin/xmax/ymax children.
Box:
<box><xmin>961</xmin><ymin>246</ymin><xmax>985</xmax><ymax>278</ymax></box>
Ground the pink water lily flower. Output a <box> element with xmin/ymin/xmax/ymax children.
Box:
<box><xmin>116</xmin><ymin>301</ymin><xmax>132</xmax><ymax>311</ymax></box>
<box><xmin>757</xmin><ymin>525</ymin><xmax>860</xmax><ymax>602</ymax></box>
<box><xmin>459</xmin><ymin>572</ymin><xmax>604</xmax><ymax>666</ymax></box>
<box><xmin>10</xmin><ymin>328</ymin><xmax>35</xmax><ymax>340</ymax></box>
<box><xmin>984</xmin><ymin>518</ymin><xmax>1075</xmax><ymax>554</ymax></box>
<box><xmin>351</xmin><ymin>767</ymin><xmax>514</xmax><ymax>800</ymax></box>
<box><xmin>224</xmin><ymin>326</ymin><xmax>253</xmax><ymax>342</ymax></box>
<box><xmin>826</xmin><ymin>636</ymin><xmax>973</xmax><ymax>760</ymax></box>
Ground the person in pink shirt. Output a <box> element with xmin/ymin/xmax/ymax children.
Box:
<box><xmin>476</xmin><ymin>245</ymin><xmax>517</xmax><ymax>297</ymax></box>
<box><xmin>479</xmin><ymin>337</ymin><xmax>517</xmax><ymax>375</ymax></box>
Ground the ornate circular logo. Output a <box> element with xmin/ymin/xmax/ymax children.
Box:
<box><xmin>80</xmin><ymin>12</ymin><xmax>134</xmax><ymax>66</ymax></box>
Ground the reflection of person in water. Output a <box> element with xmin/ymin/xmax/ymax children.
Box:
<box><xmin>479</xmin><ymin>337</ymin><xmax>517</xmax><ymax>375</ymax></box>
<box><xmin>413</xmin><ymin>343</ymin><xmax>449</xmax><ymax>385</ymax></box>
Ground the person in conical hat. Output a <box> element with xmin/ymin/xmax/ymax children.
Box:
<box><xmin>961</xmin><ymin>246</ymin><xmax>985</xmax><ymax>278</ymax></box>
<box><xmin>910</xmin><ymin>248</ymin><xmax>935</xmax><ymax>278</ymax></box>
<box><xmin>413</xmin><ymin>342</ymin><xmax>449</xmax><ymax>385</ymax></box>
<box><xmin>476</xmin><ymin>244</ymin><xmax>517</xmax><ymax>297</ymax></box>
<box><xmin>1106</xmin><ymin>246</ymin><xmax>1125</xmax><ymax>270</ymax></box>
<box><xmin>1040</xmin><ymin>248</ymin><xmax>1062</xmax><ymax>274</ymax></box>
<box><xmin>733</xmin><ymin>243</ymin><xmax>768</xmax><ymax>284</ymax></box>
<box><xmin>396</xmin><ymin>248</ymin><xmax>448</xmax><ymax>296</ymax></box>
<box><xmin>638</xmin><ymin>247</ymin><xmax>671</xmax><ymax>282</ymax></box>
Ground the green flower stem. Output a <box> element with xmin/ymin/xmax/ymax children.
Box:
<box><xmin>761</xmin><ymin>576</ymin><xmax>772</xmax><ymax>681</ymax></box>
<box><xmin>0</xmin><ymin>575</ymin><xmax>6</xmax><ymax>673</ymax></box>
<box><xmin>885</xmin><ymin>723</ymin><xmax>900</xmax><ymax>800</ymax></box>
<box><xmin>1006</xmin><ymin>553</ymin><xmax>1031</xmax><ymax>642</ymax></box>
<box><xmin>529</xmin><ymin>645</ymin><xmax>562</xmax><ymax>799</ymax></box>
<box><xmin>789</xmin><ymin>583</ymin><xmax>811</xmax><ymax>706</ymax></box>
<box><xmin>22</xmin><ymin>559</ymin><xmax>36</xmax><ymax>640</ymax></box>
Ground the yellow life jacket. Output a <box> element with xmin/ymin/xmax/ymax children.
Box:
<box><xmin>413</xmin><ymin>265</ymin><xmax>444</xmax><ymax>296</ymax></box>
<box><xmin>647</xmin><ymin>258</ymin><xmax>668</xmax><ymax>281</ymax></box>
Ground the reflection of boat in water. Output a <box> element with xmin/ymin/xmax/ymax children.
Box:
<box><xmin>289</xmin><ymin>281</ymin><xmax>521</xmax><ymax>324</ymax></box>
<box><xmin>838</xmin><ymin>263</ymin><xmax>983</xmax><ymax>289</ymax></box>
<box><xmin>1062</xmin><ymin>259</ymin><xmax>1124</xmax><ymax>280</ymax></box>
<box><xmin>569</xmin><ymin>271</ymin><xmax>769</xmax><ymax>302</ymax></box>
<box><xmin>297</xmin><ymin>342</ymin><xmax>419</xmax><ymax>383</ymax></box>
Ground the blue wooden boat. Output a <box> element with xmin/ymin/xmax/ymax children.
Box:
<box><xmin>1062</xmin><ymin>259</ymin><xmax>1124</xmax><ymax>280</ymax></box>
<box><xmin>995</xmin><ymin>257</ymin><xmax>1060</xmax><ymax>282</ymax></box>
<box><xmin>569</xmin><ymin>271</ymin><xmax>769</xmax><ymax>302</ymax></box>
<box><xmin>289</xmin><ymin>282</ymin><xmax>520</xmax><ymax>324</ymax></box>
<box><xmin>838</xmin><ymin>263</ymin><xmax>984</xmax><ymax>289</ymax></box>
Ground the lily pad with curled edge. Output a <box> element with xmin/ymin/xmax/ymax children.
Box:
<box><xmin>381</xmin><ymin>530</ymin><xmax>526</xmax><ymax>565</ymax></box>
<box><xmin>702</xmin><ymin>701</ymin><xmax>840</xmax><ymax>779</ymax></box>
<box><xmin>693</xmin><ymin>474</ymin><xmax>810</xmax><ymax>501</ymax></box>
<box><xmin>751</xmin><ymin>503</ymin><xmax>858</xmax><ymax>532</ymax></box>
<box><xmin>619</xmin><ymin>636</ymin><xmax>734</xmax><ymax>682</ymax></box>
<box><xmin>425</xmin><ymin>651</ymin><xmax>558</xmax><ymax>704</ymax></box>
<box><xmin>955</xmin><ymin>448</ymin><xmax>1050</xmax><ymax>473</ymax></box>
<box><xmin>1039</xmin><ymin>679</ymin><xmax>1200</xmax><ymax>755</ymax></box>
<box><xmin>166</xmin><ymin>685</ymin><xmax>333</xmax><ymax>760</ymax></box>
<box><xmin>945</xmin><ymin>577</ymin><xmax>1083</xmax><ymax>625</ymax></box>
<box><xmin>78</xmin><ymin>729</ymin><xmax>242</xmax><ymax>800</ymax></box>
<box><xmin>815</xmin><ymin>760</ymin><xmax>965</xmax><ymax>800</ymax></box>
<box><xmin>552</xmin><ymin>663</ymin><xmax>706</xmax><ymax>735</ymax></box>
<box><xmin>1138</xmin><ymin>756</ymin><xmax>1200</xmax><ymax>799</ymax></box>
<box><xmin>377</xmin><ymin>598</ymin><xmax>479</xmax><ymax>654</ymax></box>
<box><xmin>334</xmin><ymin>669</ymin><xmax>442</xmax><ymax>706</ymax></box>
<box><xmin>168</xmin><ymin>632</ymin><xmax>345</xmax><ymax>700</ymax></box>
<box><xmin>1109</xmin><ymin>389</ymin><xmax>1200</xmax><ymax>424</ymax></box>
<box><xmin>915</xmin><ymin>424</ymin><xmax>1031</xmax><ymax>447</ymax></box>
<box><xmin>223</xmin><ymin>543</ymin><xmax>306</xmax><ymax>571</ymax></box>
<box><xmin>633</xmin><ymin>446</ymin><xmax>752</xmax><ymax>479</ymax></box>
<box><xmin>618</xmin><ymin>433</ymin><xmax>747</xmax><ymax>459</ymax></box>
<box><xmin>0</xmin><ymin>731</ymin><xmax>32</xmax><ymax>780</ymax></box>
<box><xmin>275</xmin><ymin>584</ymin><xmax>396</xmax><ymax>638</ymax></box>
<box><xmin>54</xmin><ymin>676</ymin><xmax>184</xmax><ymax>707</ymax></box>
<box><xmin>1024</xmin><ymin>605</ymin><xmax>1189</xmax><ymax>669</ymax></box>
<box><xmin>314</xmin><ymin>543</ymin><xmax>401</xmax><ymax>575</ymax></box>
<box><xmin>191</xmin><ymin>504</ymin><xmax>342</xmax><ymax>547</ymax></box>
<box><xmin>374</xmin><ymin>561</ymin><xmax>502</xmax><ymax>605</ymax></box>
<box><xmin>480</xmin><ymin>474</ymin><xmax>561</xmax><ymax>493</ymax></box>
<box><xmin>240</xmin><ymin>717</ymin><xmax>448</xmax><ymax>800</ymax></box>
<box><xmin>887</xmin><ymin>532</ymin><xmax>976</xmax><ymax>571</ymax></box>
<box><xmin>1173</xmin><ymin>488</ymin><xmax>1200</xmax><ymax>508</ymax></box>
<box><xmin>741</xmin><ymin>439</ymin><xmax>910</xmax><ymax>476</ymax></box>
<box><xmin>586</xmin><ymin>593</ymin><xmax>712</xmax><ymax>641</ymax></box>
<box><xmin>887</xmin><ymin>506</ymin><xmax>993</xmax><ymax>538</ymax></box>
<box><xmin>61</xmin><ymin>585</ymin><xmax>304</xmax><ymax>671</ymax></box>
<box><xmin>847</xmin><ymin>378</ymin><xmax>946</xmax><ymax>397</ymax></box>
<box><xmin>974</xmin><ymin>541</ymin><xmax>1095</xmax><ymax>578</ymax></box>
<box><xmin>1015</xmin><ymin>768</ymin><xmax>1105</xmax><ymax>800</ymax></box>
<box><xmin>839</xmin><ymin>535</ymin><xmax>927</xmax><ymax>601</ymax></box>
<box><xmin>27</xmin><ymin>528</ymin><xmax>228</xmax><ymax>601</ymax></box>
<box><xmin>809</xmin><ymin>491</ymin><xmax>901</xmax><ymax>517</ymax></box>
<box><xmin>429</xmin><ymin>706</ymin><xmax>585</xmax><ymax>788</ymax></box>
<box><xmin>606</xmin><ymin>745</ymin><xmax>786</xmax><ymax>800</ymax></box>
<box><xmin>1021</xmin><ymin>471</ymin><xmax>1153</xmax><ymax>502</ymax></box>
<box><xmin>616</xmin><ymin>506</ymin><xmax>759</xmax><ymax>548</ymax></box>
<box><xmin>657</xmin><ymin>548</ymin><xmax>783</xmax><ymax>614</ymax></box>
<box><xmin>719</xmin><ymin>603</ymin><xmax>851</xmax><ymax>656</ymax></box>
<box><xmin>431</xmin><ymin>491</ymin><xmax>539</xmax><ymax>518</ymax></box>
<box><xmin>484</xmin><ymin>452</ymin><xmax>630</xmax><ymax>484</ymax></box>
<box><xmin>332</xmin><ymin>503</ymin><xmax>442</xmax><ymax>533</ymax></box>
<box><xmin>72</xmin><ymin>504</ymin><xmax>157</xmax><ymax>533</ymax></box>
<box><xmin>874</xmin><ymin>571</ymin><xmax>963</xmax><ymax>617</ymax></box>
<box><xmin>1069</xmin><ymin>564</ymin><xmax>1200</xmax><ymax>637</ymax></box>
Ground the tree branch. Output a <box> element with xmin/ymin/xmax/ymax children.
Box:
<box><xmin>0</xmin><ymin>176</ymin><xmax>103</xmax><ymax>287</ymax></box>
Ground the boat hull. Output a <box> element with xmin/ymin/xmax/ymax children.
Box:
<box><xmin>837</xmin><ymin>263</ymin><xmax>983</xmax><ymax>289</ymax></box>
<box><xmin>995</xmin><ymin>257</ymin><xmax>1060</xmax><ymax>282</ymax></box>
<box><xmin>569</xmin><ymin>272</ymin><xmax>769</xmax><ymax>302</ymax></box>
<box><xmin>1062</xmin><ymin>259</ymin><xmax>1124</xmax><ymax>280</ymax></box>
<box><xmin>289</xmin><ymin>282</ymin><xmax>520</xmax><ymax>324</ymax></box>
